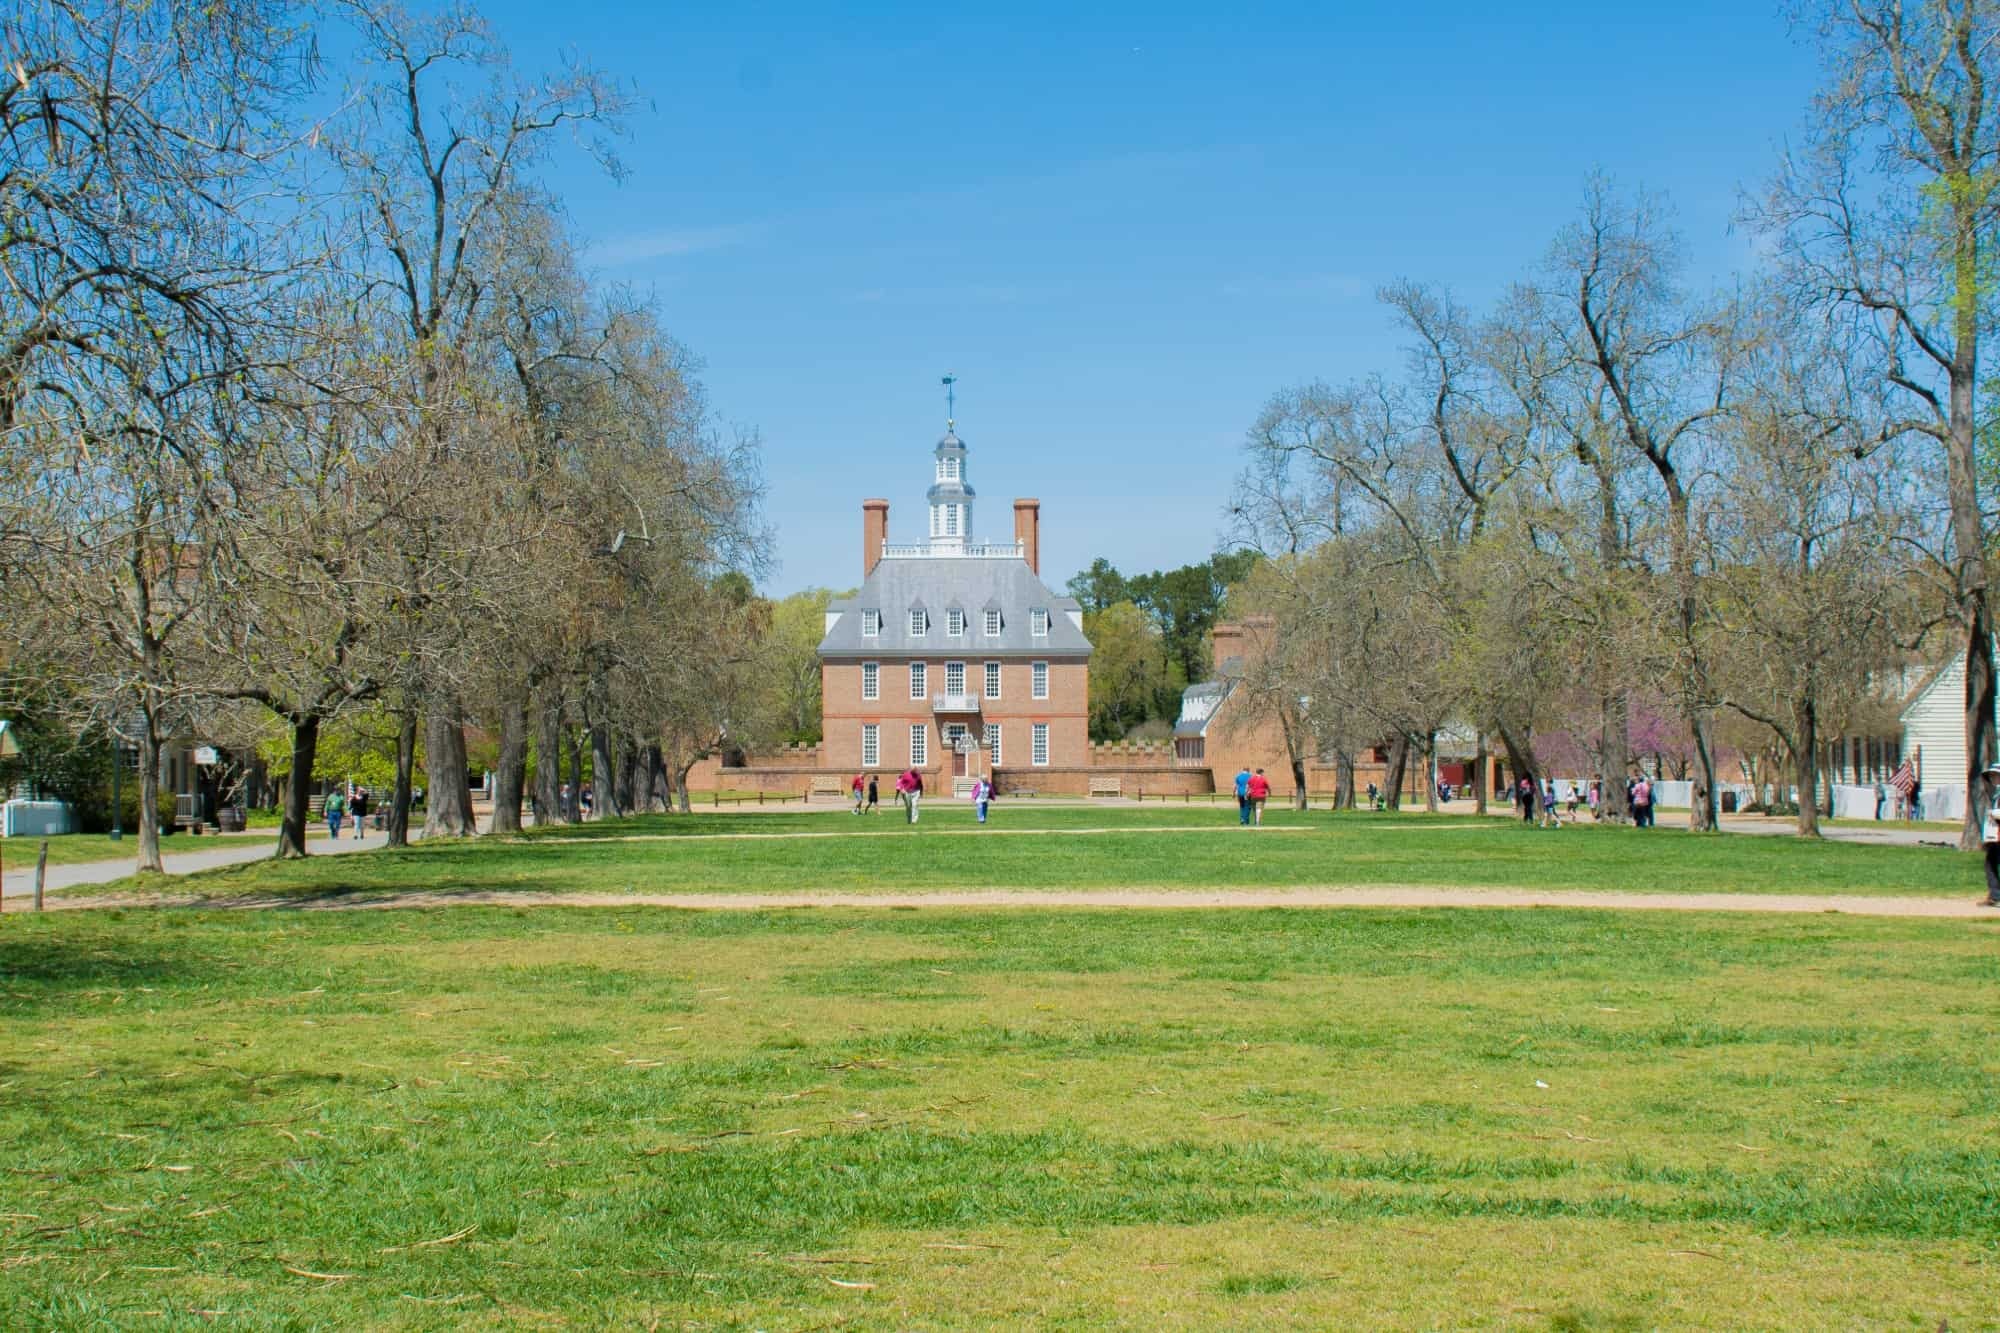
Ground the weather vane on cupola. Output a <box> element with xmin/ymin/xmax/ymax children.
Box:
<box><xmin>942</xmin><ymin>372</ymin><xmax>957</xmax><ymax>431</ymax></box>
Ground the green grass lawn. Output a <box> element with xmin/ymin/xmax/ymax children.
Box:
<box><xmin>72</xmin><ymin>803</ymin><xmax>1982</xmax><ymax>903</ymax></box>
<box><xmin>1</xmin><ymin>906</ymin><xmax>1994</xmax><ymax>1326</ymax></box>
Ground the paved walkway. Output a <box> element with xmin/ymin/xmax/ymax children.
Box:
<box><xmin>26</xmin><ymin>885</ymin><xmax>2000</xmax><ymax>919</ymax></box>
<box><xmin>0</xmin><ymin>828</ymin><xmax>391</xmax><ymax>908</ymax></box>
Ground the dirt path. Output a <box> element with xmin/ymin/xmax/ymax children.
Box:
<box><xmin>34</xmin><ymin>885</ymin><xmax>2000</xmax><ymax>918</ymax></box>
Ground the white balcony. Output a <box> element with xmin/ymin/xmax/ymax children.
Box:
<box><xmin>880</xmin><ymin>539</ymin><xmax>1024</xmax><ymax>560</ymax></box>
<box><xmin>932</xmin><ymin>692</ymin><xmax>981</xmax><ymax>714</ymax></box>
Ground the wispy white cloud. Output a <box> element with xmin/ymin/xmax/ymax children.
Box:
<box><xmin>588</xmin><ymin>222</ymin><xmax>767</xmax><ymax>267</ymax></box>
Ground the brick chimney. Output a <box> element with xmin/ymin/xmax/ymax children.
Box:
<box><xmin>1012</xmin><ymin>498</ymin><xmax>1040</xmax><ymax>574</ymax></box>
<box><xmin>862</xmin><ymin>499</ymin><xmax>889</xmax><ymax>576</ymax></box>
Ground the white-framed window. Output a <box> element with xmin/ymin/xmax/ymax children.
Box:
<box><xmin>910</xmin><ymin>723</ymin><xmax>928</xmax><ymax>767</ymax></box>
<box><xmin>984</xmin><ymin>661</ymin><xmax>1001</xmax><ymax>699</ymax></box>
<box><xmin>910</xmin><ymin>661</ymin><xmax>928</xmax><ymax>699</ymax></box>
<box><xmin>946</xmin><ymin>457</ymin><xmax>959</xmax><ymax>480</ymax></box>
<box><xmin>862</xmin><ymin>723</ymin><xmax>879</xmax><ymax>768</ymax></box>
<box><xmin>986</xmin><ymin>722</ymin><xmax>1002</xmax><ymax>766</ymax></box>
<box><xmin>947</xmin><ymin>608</ymin><xmax>965</xmax><ymax>636</ymax></box>
<box><xmin>945</xmin><ymin>506</ymin><xmax>960</xmax><ymax>536</ymax></box>
<box><xmin>909</xmin><ymin>608</ymin><xmax>928</xmax><ymax>637</ymax></box>
<box><xmin>1031</xmin><ymin>609</ymin><xmax>1049</xmax><ymax>637</ymax></box>
<box><xmin>984</xmin><ymin>609</ymin><xmax>1001</xmax><ymax>636</ymax></box>
<box><xmin>946</xmin><ymin>661</ymin><xmax>965</xmax><ymax>695</ymax></box>
<box><xmin>861</xmin><ymin>661</ymin><xmax>879</xmax><ymax>701</ymax></box>
<box><xmin>945</xmin><ymin>722</ymin><xmax>968</xmax><ymax>754</ymax></box>
<box><xmin>861</xmin><ymin>609</ymin><xmax>880</xmax><ymax>638</ymax></box>
<box><xmin>1032</xmin><ymin>722</ymin><xmax>1049</xmax><ymax>766</ymax></box>
<box><xmin>1032</xmin><ymin>661</ymin><xmax>1049</xmax><ymax>700</ymax></box>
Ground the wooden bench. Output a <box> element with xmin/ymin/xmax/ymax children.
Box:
<box><xmin>1087</xmin><ymin>777</ymin><xmax>1123</xmax><ymax>798</ymax></box>
<box><xmin>808</xmin><ymin>775</ymin><xmax>848</xmax><ymax>801</ymax></box>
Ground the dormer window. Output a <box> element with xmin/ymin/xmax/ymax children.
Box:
<box><xmin>984</xmin><ymin>609</ymin><xmax>1002</xmax><ymax>636</ymax></box>
<box><xmin>861</xmin><ymin>609</ymin><xmax>880</xmax><ymax>638</ymax></box>
<box><xmin>909</xmin><ymin>608</ymin><xmax>929</xmax><ymax>637</ymax></box>
<box><xmin>1031</xmin><ymin>609</ymin><xmax>1050</xmax><ymax>637</ymax></box>
<box><xmin>946</xmin><ymin>608</ymin><xmax>965</xmax><ymax>636</ymax></box>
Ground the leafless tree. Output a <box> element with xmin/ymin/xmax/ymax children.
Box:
<box><xmin>1753</xmin><ymin>0</ymin><xmax>2000</xmax><ymax>847</ymax></box>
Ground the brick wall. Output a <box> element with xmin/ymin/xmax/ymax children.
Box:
<box><xmin>821</xmin><ymin>654</ymin><xmax>1090</xmax><ymax>778</ymax></box>
<box><xmin>1087</xmin><ymin>740</ymin><xmax>1176</xmax><ymax>770</ymax></box>
<box><xmin>989</xmin><ymin>766</ymin><xmax>1213</xmax><ymax>797</ymax></box>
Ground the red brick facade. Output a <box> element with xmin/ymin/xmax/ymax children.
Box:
<box><xmin>820</xmin><ymin>655</ymin><xmax>1091</xmax><ymax>782</ymax></box>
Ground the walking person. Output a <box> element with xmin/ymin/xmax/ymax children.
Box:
<box><xmin>1516</xmin><ymin>776</ymin><xmax>1534</xmax><ymax>824</ymax></box>
<box><xmin>1249</xmin><ymin>768</ymin><xmax>1270</xmax><ymax>825</ymax></box>
<box><xmin>1981</xmin><ymin>762</ymin><xmax>2000</xmax><ymax>907</ymax></box>
<box><xmin>866</xmin><ymin>773</ymin><xmax>879</xmax><ymax>814</ymax></box>
<box><xmin>909</xmin><ymin>767</ymin><xmax>924</xmax><ymax>823</ymax></box>
<box><xmin>851</xmin><ymin>772</ymin><xmax>865</xmax><ymax>815</ymax></box>
<box><xmin>325</xmin><ymin>786</ymin><xmax>346</xmax><ymax>840</ymax></box>
<box><xmin>1632</xmin><ymin>775</ymin><xmax>1653</xmax><ymax>828</ymax></box>
<box><xmin>350</xmin><ymin>786</ymin><xmax>370</xmax><ymax>838</ymax></box>
<box><xmin>973</xmin><ymin>775</ymin><xmax>991</xmax><ymax>825</ymax></box>
<box><xmin>1234</xmin><ymin>765</ymin><xmax>1252</xmax><ymax>826</ymax></box>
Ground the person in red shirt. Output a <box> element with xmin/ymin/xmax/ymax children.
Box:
<box><xmin>1248</xmin><ymin>768</ymin><xmax>1271</xmax><ymax>825</ymax></box>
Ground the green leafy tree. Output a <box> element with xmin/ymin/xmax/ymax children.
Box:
<box><xmin>1083</xmin><ymin>602</ymin><xmax>1172</xmax><ymax>739</ymax></box>
<box><xmin>762</xmin><ymin>587</ymin><xmax>846</xmax><ymax>744</ymax></box>
<box><xmin>1066</xmin><ymin>558</ymin><xmax>1130</xmax><ymax>613</ymax></box>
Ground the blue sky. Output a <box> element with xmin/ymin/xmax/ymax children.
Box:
<box><xmin>483</xmin><ymin>1</ymin><xmax>1824</xmax><ymax>595</ymax></box>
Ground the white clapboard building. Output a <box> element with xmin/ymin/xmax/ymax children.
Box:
<box><xmin>1895</xmin><ymin>649</ymin><xmax>2000</xmax><ymax>821</ymax></box>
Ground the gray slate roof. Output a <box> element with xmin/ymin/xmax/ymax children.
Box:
<box><xmin>822</xmin><ymin>556</ymin><xmax>1090</xmax><ymax>658</ymax></box>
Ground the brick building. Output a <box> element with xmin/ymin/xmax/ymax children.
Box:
<box><xmin>817</xmin><ymin>421</ymin><xmax>1091</xmax><ymax>792</ymax></box>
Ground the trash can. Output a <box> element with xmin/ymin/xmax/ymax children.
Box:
<box><xmin>217</xmin><ymin>807</ymin><xmax>246</xmax><ymax>833</ymax></box>
<box><xmin>1721</xmin><ymin>790</ymin><xmax>1738</xmax><ymax>814</ymax></box>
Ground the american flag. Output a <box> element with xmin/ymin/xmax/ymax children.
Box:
<box><xmin>1889</xmin><ymin>759</ymin><xmax>1916</xmax><ymax>799</ymax></box>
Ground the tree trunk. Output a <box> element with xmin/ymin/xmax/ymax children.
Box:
<box><xmin>567</xmin><ymin>730</ymin><xmax>585</xmax><ymax>822</ymax></box>
<box><xmin>1948</xmin><ymin>192</ymin><xmax>1996</xmax><ymax>850</ymax></box>
<box><xmin>135</xmin><ymin>721</ymin><xmax>164</xmax><ymax>873</ymax></box>
<box><xmin>1495</xmin><ymin>724</ymin><xmax>1541</xmax><ymax>816</ymax></box>
<box><xmin>490</xmin><ymin>690</ymin><xmax>528</xmax><ymax>835</ymax></box>
<box><xmin>1422</xmin><ymin>731</ymin><xmax>1438</xmax><ymax>813</ymax></box>
<box><xmin>1382</xmin><ymin>735</ymin><xmax>1409</xmax><ymax>811</ymax></box>
<box><xmin>533</xmin><ymin>690</ymin><xmax>563</xmax><ymax>826</ymax></box>
<box><xmin>1473</xmin><ymin>732</ymin><xmax>1488</xmax><ymax>815</ymax></box>
<box><xmin>617</xmin><ymin>740</ymin><xmax>640</xmax><ymax>815</ymax></box>
<box><xmin>423</xmin><ymin>708</ymin><xmax>476</xmax><ymax>836</ymax></box>
<box><xmin>590</xmin><ymin>723</ymin><xmax>619</xmax><ymax>819</ymax></box>
<box><xmin>1333</xmin><ymin>751</ymin><xmax>1354</xmax><ymax>810</ymax></box>
<box><xmin>631</xmin><ymin>740</ymin><xmax>655</xmax><ymax>813</ymax></box>
<box><xmin>388</xmin><ymin>709</ymin><xmax>416</xmax><ymax>847</ymax></box>
<box><xmin>277</xmin><ymin>715</ymin><xmax>320</xmax><ymax>859</ymax></box>
<box><xmin>1598</xmin><ymin>688</ymin><xmax>1632</xmax><ymax>823</ymax></box>
<box><xmin>1662</xmin><ymin>484</ymin><xmax>1719</xmax><ymax>832</ymax></box>
<box><xmin>650</xmin><ymin>746</ymin><xmax>671</xmax><ymax>813</ymax></box>
<box><xmin>672</xmin><ymin>760</ymin><xmax>694</xmax><ymax>813</ymax></box>
<box><xmin>1792</xmin><ymin>696</ymin><xmax>1820</xmax><ymax>839</ymax></box>
<box><xmin>1591</xmin><ymin>453</ymin><xmax>1631</xmax><ymax>825</ymax></box>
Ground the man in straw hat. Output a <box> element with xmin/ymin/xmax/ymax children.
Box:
<box><xmin>1981</xmin><ymin>761</ymin><xmax>2000</xmax><ymax>907</ymax></box>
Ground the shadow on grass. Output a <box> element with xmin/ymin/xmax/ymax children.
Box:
<box><xmin>0</xmin><ymin>931</ymin><xmax>210</xmax><ymax>992</ymax></box>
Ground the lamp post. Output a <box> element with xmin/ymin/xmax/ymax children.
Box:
<box><xmin>110</xmin><ymin>740</ymin><xmax>122</xmax><ymax>842</ymax></box>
